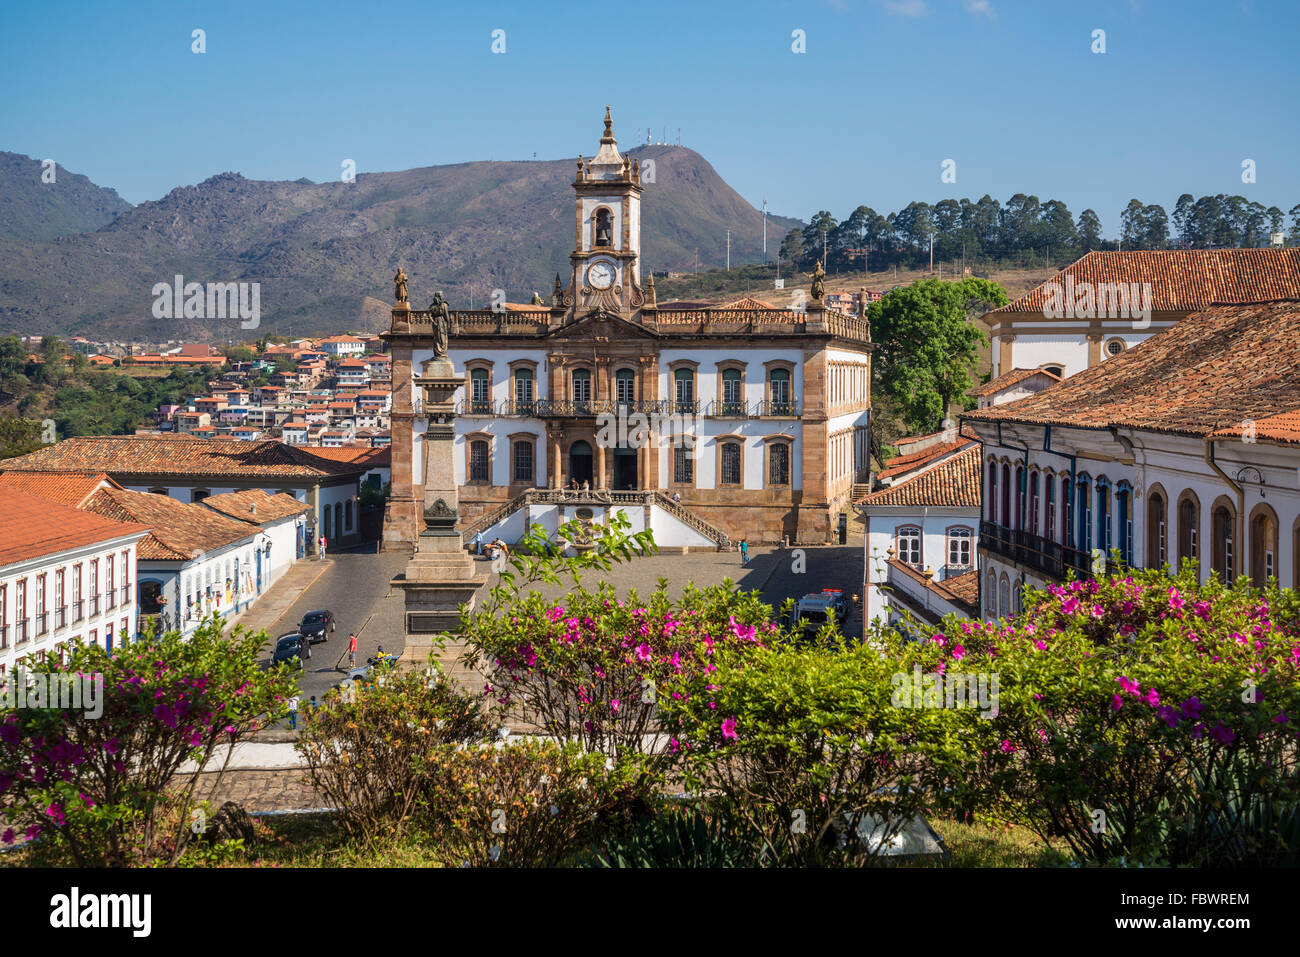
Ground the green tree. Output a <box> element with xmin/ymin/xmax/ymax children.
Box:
<box><xmin>1077</xmin><ymin>209</ymin><xmax>1103</xmax><ymax>250</ymax></box>
<box><xmin>868</xmin><ymin>277</ymin><xmax>1007</xmax><ymax>434</ymax></box>
<box><xmin>0</xmin><ymin>415</ymin><xmax>48</xmax><ymax>458</ymax></box>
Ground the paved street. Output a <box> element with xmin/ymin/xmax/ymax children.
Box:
<box><xmin>250</xmin><ymin>543</ymin><xmax>411</xmax><ymax>710</ymax></box>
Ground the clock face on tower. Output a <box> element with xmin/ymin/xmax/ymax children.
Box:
<box><xmin>586</xmin><ymin>261</ymin><xmax>615</xmax><ymax>290</ymax></box>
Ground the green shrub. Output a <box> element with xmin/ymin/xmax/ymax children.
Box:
<box><xmin>924</xmin><ymin>563</ymin><xmax>1300</xmax><ymax>866</ymax></box>
<box><xmin>663</xmin><ymin>632</ymin><xmax>966</xmax><ymax>867</ymax></box>
<box><xmin>423</xmin><ymin>738</ymin><xmax>651</xmax><ymax>867</ymax></box>
<box><xmin>0</xmin><ymin>616</ymin><xmax>294</xmax><ymax>866</ymax></box>
<box><xmin>296</xmin><ymin>666</ymin><xmax>494</xmax><ymax>841</ymax></box>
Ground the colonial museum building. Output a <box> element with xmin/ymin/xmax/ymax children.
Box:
<box><xmin>382</xmin><ymin>110</ymin><xmax>873</xmax><ymax>548</ymax></box>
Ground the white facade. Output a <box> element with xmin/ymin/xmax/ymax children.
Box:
<box><xmin>0</xmin><ymin>534</ymin><xmax>145</xmax><ymax>677</ymax></box>
<box><xmin>969</xmin><ymin>422</ymin><xmax>1300</xmax><ymax>620</ymax></box>
<box><xmin>863</xmin><ymin>507</ymin><xmax>979</xmax><ymax>625</ymax></box>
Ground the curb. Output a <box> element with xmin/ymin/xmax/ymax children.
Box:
<box><xmin>227</xmin><ymin>559</ymin><xmax>334</xmax><ymax>637</ymax></box>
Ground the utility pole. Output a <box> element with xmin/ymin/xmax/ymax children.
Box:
<box><xmin>929</xmin><ymin>232</ymin><xmax>935</xmax><ymax>274</ymax></box>
<box><xmin>726</xmin><ymin>230</ymin><xmax>731</xmax><ymax>271</ymax></box>
<box><xmin>762</xmin><ymin>197</ymin><xmax>767</xmax><ymax>265</ymax></box>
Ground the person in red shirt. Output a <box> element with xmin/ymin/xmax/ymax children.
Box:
<box><xmin>348</xmin><ymin>632</ymin><xmax>357</xmax><ymax>667</ymax></box>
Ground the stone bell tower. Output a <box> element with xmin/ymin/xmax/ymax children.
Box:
<box><xmin>567</xmin><ymin>107</ymin><xmax>646</xmax><ymax>317</ymax></box>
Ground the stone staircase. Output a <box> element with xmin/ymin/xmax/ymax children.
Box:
<box><xmin>851</xmin><ymin>482</ymin><xmax>873</xmax><ymax>503</ymax></box>
<box><xmin>456</xmin><ymin>488</ymin><xmax>733</xmax><ymax>552</ymax></box>
<box><xmin>649</xmin><ymin>491</ymin><xmax>731</xmax><ymax>551</ymax></box>
<box><xmin>460</xmin><ymin>490</ymin><xmax>532</xmax><ymax>545</ymax></box>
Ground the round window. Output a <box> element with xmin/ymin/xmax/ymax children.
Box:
<box><xmin>1106</xmin><ymin>339</ymin><xmax>1125</xmax><ymax>356</ymax></box>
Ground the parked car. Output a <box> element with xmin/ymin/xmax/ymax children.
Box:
<box><xmin>298</xmin><ymin>609</ymin><xmax>336</xmax><ymax>644</ymax></box>
<box><xmin>270</xmin><ymin>632</ymin><xmax>310</xmax><ymax>670</ymax></box>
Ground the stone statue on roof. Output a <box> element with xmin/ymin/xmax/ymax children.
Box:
<box><xmin>394</xmin><ymin>267</ymin><xmax>409</xmax><ymax>304</ymax></box>
<box><xmin>810</xmin><ymin>261</ymin><xmax>826</xmax><ymax>302</ymax></box>
<box><xmin>429</xmin><ymin>291</ymin><xmax>450</xmax><ymax>358</ymax></box>
<box><xmin>530</xmin><ymin>291</ymin><xmax>544</xmax><ymax>306</ymax></box>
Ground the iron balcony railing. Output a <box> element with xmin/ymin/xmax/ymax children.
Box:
<box><xmin>455</xmin><ymin>398</ymin><xmax>679</xmax><ymax>418</ymax></box>
<box><xmin>55</xmin><ymin>605</ymin><xmax>67</xmax><ymax>630</ymax></box>
<box><xmin>90</xmin><ymin>596</ymin><xmax>100</xmax><ymax>617</ymax></box>
<box><xmin>979</xmin><ymin>521</ymin><xmax>1103</xmax><ymax>579</ymax></box>
<box><xmin>0</xmin><ymin>624</ymin><xmax>8</xmax><ymax>649</ymax></box>
<box><xmin>699</xmin><ymin>398</ymin><xmax>803</xmax><ymax>418</ymax></box>
<box><xmin>106</xmin><ymin>590</ymin><xmax>116</xmax><ymax>611</ymax></box>
<box><xmin>71</xmin><ymin>599</ymin><xmax>84</xmax><ymax>623</ymax></box>
<box><xmin>121</xmin><ymin>585</ymin><xmax>132</xmax><ymax>605</ymax></box>
<box><xmin>34</xmin><ymin>612</ymin><xmax>48</xmax><ymax>637</ymax></box>
<box><xmin>15</xmin><ymin>619</ymin><xmax>29</xmax><ymax>644</ymax></box>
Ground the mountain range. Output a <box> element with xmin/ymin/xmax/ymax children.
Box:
<box><xmin>0</xmin><ymin>147</ymin><xmax>800</xmax><ymax>340</ymax></box>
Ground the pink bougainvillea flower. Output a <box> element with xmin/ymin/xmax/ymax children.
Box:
<box><xmin>1034</xmin><ymin>639</ymin><xmax>1047</xmax><ymax>651</ymax></box>
<box><xmin>24</xmin><ymin>825</ymin><xmax>40</xmax><ymax>841</ymax></box>
<box><xmin>610</xmin><ymin>698</ymin><xmax>620</xmax><ymax>713</ymax></box>
<box><xmin>931</xmin><ymin>633</ymin><xmax>946</xmax><ymax>646</ymax></box>
<box><xmin>0</xmin><ymin>829</ymin><xmax>13</xmax><ymax>845</ymax></box>
<box><xmin>999</xmin><ymin>739</ymin><xmax>1016</xmax><ymax>753</ymax></box>
<box><xmin>721</xmin><ymin>716</ymin><xmax>738</xmax><ymax>740</ymax></box>
<box><xmin>1167</xmin><ymin>587</ymin><xmax>1185</xmax><ymax>610</ymax></box>
<box><xmin>1142</xmin><ymin>688</ymin><xmax>1160</xmax><ymax>707</ymax></box>
<box><xmin>1208</xmin><ymin>722</ymin><xmax>1236</xmax><ymax>745</ymax></box>
<box><xmin>951</xmin><ymin>644</ymin><xmax>966</xmax><ymax>660</ymax></box>
<box><xmin>1111</xmin><ymin>694</ymin><xmax>1123</xmax><ymax>712</ymax></box>
<box><xmin>635</xmin><ymin>643</ymin><xmax>652</xmax><ymax>662</ymax></box>
<box><xmin>1117</xmin><ymin>676</ymin><xmax>1140</xmax><ymax>696</ymax></box>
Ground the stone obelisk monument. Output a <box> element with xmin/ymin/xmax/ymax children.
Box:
<box><xmin>393</xmin><ymin>288</ymin><xmax>484</xmax><ymax>671</ymax></box>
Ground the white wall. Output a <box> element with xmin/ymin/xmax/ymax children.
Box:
<box><xmin>864</xmin><ymin>507</ymin><xmax>979</xmax><ymax>625</ymax></box>
<box><xmin>0</xmin><ymin>534</ymin><xmax>144</xmax><ymax>675</ymax></box>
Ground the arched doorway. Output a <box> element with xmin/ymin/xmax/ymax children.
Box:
<box><xmin>569</xmin><ymin>441</ymin><xmax>593</xmax><ymax>487</ymax></box>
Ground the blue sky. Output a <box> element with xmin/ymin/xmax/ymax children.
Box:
<box><xmin>1</xmin><ymin>0</ymin><xmax>1296</xmax><ymax>234</ymax></box>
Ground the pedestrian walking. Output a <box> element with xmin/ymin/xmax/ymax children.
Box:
<box><xmin>739</xmin><ymin>538</ymin><xmax>749</xmax><ymax>566</ymax></box>
<box><xmin>318</xmin><ymin>535</ymin><xmax>327</xmax><ymax>559</ymax></box>
<box><xmin>474</xmin><ymin>530</ymin><xmax>483</xmax><ymax>555</ymax></box>
<box><xmin>348</xmin><ymin>632</ymin><xmax>357</xmax><ymax>667</ymax></box>
<box><xmin>673</xmin><ymin>491</ymin><xmax>681</xmax><ymax>505</ymax></box>
<box><xmin>288</xmin><ymin>694</ymin><xmax>300</xmax><ymax>730</ymax></box>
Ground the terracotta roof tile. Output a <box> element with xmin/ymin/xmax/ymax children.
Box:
<box><xmin>968</xmin><ymin>366</ymin><xmax>1061</xmax><ymax>398</ymax></box>
<box><xmin>990</xmin><ymin>249</ymin><xmax>1300</xmax><ymax>315</ymax></box>
<box><xmin>861</xmin><ymin>445</ymin><xmax>982</xmax><ymax>508</ymax></box>
<box><xmin>297</xmin><ymin>446</ymin><xmax>391</xmax><ymax>467</ymax></box>
<box><xmin>83</xmin><ymin>488</ymin><xmax>257</xmax><ymax>561</ymax></box>
<box><xmin>964</xmin><ymin>300</ymin><xmax>1300</xmax><ymax>436</ymax></box>
<box><xmin>886</xmin><ymin>559</ymin><xmax>978</xmax><ymax>617</ymax></box>
<box><xmin>200</xmin><ymin>489</ymin><xmax>311</xmax><ymax>525</ymax></box>
<box><xmin>0</xmin><ymin>489</ymin><xmax>148</xmax><ymax>568</ymax></box>
<box><xmin>3</xmin><ymin>435</ymin><xmax>367</xmax><ymax>479</ymax></box>
<box><xmin>0</xmin><ymin>471</ymin><xmax>121</xmax><ymax>508</ymax></box>
<box><xmin>1211</xmin><ymin>408</ymin><xmax>1300</xmax><ymax>445</ymax></box>
<box><xmin>877</xmin><ymin>433</ymin><xmax>978</xmax><ymax>480</ymax></box>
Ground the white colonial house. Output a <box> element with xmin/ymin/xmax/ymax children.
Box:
<box><xmin>81</xmin><ymin>487</ymin><xmax>299</xmax><ymax>636</ymax></box>
<box><xmin>982</xmin><ymin>248</ymin><xmax>1300</xmax><ymax>381</ymax></box>
<box><xmin>3</xmin><ymin>435</ymin><xmax>367</xmax><ymax>551</ymax></box>
<box><xmin>0</xmin><ymin>489</ymin><xmax>148</xmax><ymax>678</ymax></box>
<box><xmin>856</xmin><ymin>429</ymin><xmax>981</xmax><ymax>627</ymax></box>
<box><xmin>964</xmin><ymin>299</ymin><xmax>1300</xmax><ymax>620</ymax></box>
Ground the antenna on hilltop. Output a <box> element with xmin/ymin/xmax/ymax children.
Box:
<box><xmin>677</xmin><ymin>128</ymin><xmax>681</xmax><ymax>146</ymax></box>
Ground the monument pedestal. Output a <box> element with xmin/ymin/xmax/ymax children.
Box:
<box><xmin>392</xmin><ymin>355</ymin><xmax>485</xmax><ymax>670</ymax></box>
